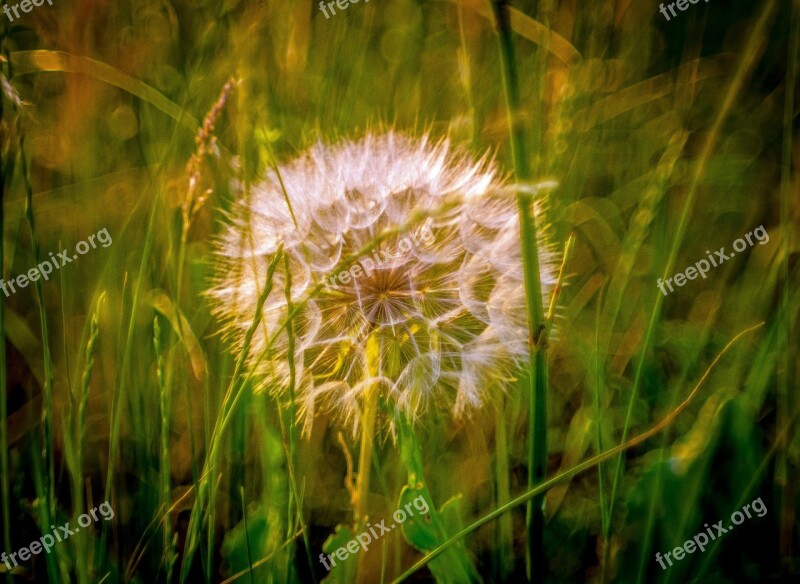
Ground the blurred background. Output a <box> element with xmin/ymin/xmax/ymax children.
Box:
<box><xmin>0</xmin><ymin>0</ymin><xmax>797</xmax><ymax>582</ymax></box>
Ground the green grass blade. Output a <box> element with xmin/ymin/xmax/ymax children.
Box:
<box><xmin>602</xmin><ymin>1</ymin><xmax>779</xmax><ymax>579</ymax></box>
<box><xmin>391</xmin><ymin>323</ymin><xmax>762</xmax><ymax>583</ymax></box>
<box><xmin>10</xmin><ymin>51</ymin><xmax>198</xmax><ymax>131</ymax></box>
<box><xmin>487</xmin><ymin>1</ymin><xmax>549</xmax><ymax>579</ymax></box>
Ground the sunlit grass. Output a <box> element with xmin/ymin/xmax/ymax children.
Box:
<box><xmin>0</xmin><ymin>0</ymin><xmax>796</xmax><ymax>583</ymax></box>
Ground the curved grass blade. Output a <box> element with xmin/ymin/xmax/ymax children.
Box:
<box><xmin>149</xmin><ymin>290</ymin><xmax>207</xmax><ymax>381</ymax></box>
<box><xmin>390</xmin><ymin>323</ymin><xmax>764</xmax><ymax>584</ymax></box>
<box><xmin>573</xmin><ymin>55</ymin><xmax>732</xmax><ymax>131</ymax></box>
<box><xmin>9</xmin><ymin>50</ymin><xmax>198</xmax><ymax>131</ymax></box>
<box><xmin>452</xmin><ymin>0</ymin><xmax>581</xmax><ymax>65</ymax></box>
<box><xmin>603</xmin><ymin>0</ymin><xmax>779</xmax><ymax>579</ymax></box>
<box><xmin>179</xmin><ymin>246</ymin><xmax>284</xmax><ymax>584</ymax></box>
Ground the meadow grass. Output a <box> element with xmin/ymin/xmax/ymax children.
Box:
<box><xmin>0</xmin><ymin>0</ymin><xmax>797</xmax><ymax>583</ymax></box>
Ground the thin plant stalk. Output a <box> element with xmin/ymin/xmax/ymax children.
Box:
<box><xmin>240</xmin><ymin>486</ymin><xmax>255</xmax><ymax>584</ymax></box>
<box><xmin>355</xmin><ymin>334</ymin><xmax>380</xmax><ymax>583</ymax></box>
<box><xmin>390</xmin><ymin>322</ymin><xmax>763</xmax><ymax>584</ymax></box>
<box><xmin>280</xmin><ymin>253</ymin><xmax>316</xmax><ymax>583</ymax></box>
<box><xmin>597</xmin><ymin>132</ymin><xmax>687</xmax><ymax>582</ymax></box>
<box><xmin>355</xmin><ymin>389</ymin><xmax>378</xmax><ymax>527</ymax></box>
<box><xmin>488</xmin><ymin>1</ymin><xmax>548</xmax><ymax>579</ymax></box>
<box><xmin>154</xmin><ymin>316</ymin><xmax>176</xmax><ymax>582</ymax></box>
<box><xmin>102</xmin><ymin>179</ymin><xmax>162</xmax><ymax>564</ymax></box>
<box><xmin>602</xmin><ymin>1</ymin><xmax>778</xmax><ymax>580</ymax></box>
<box><xmin>777</xmin><ymin>0</ymin><xmax>798</xmax><ymax>566</ymax></box>
<box><xmin>593</xmin><ymin>292</ymin><xmax>609</xmax><ymax>538</ymax></box>
<box><xmin>456</xmin><ymin>0</ymin><xmax>479</xmax><ymax>148</ymax></box>
<box><xmin>354</xmin><ymin>389</ymin><xmax>378</xmax><ymax>582</ymax></box>
<box><xmin>20</xmin><ymin>127</ymin><xmax>55</xmax><ymax>519</ymax></box>
<box><xmin>16</xmin><ymin>112</ymin><xmax>60</xmax><ymax>582</ymax></box>
<box><xmin>172</xmin><ymin>80</ymin><xmax>235</xmax><ymax>583</ymax></box>
<box><xmin>494</xmin><ymin>406</ymin><xmax>512</xmax><ymax>579</ymax></box>
<box><xmin>179</xmin><ymin>247</ymin><xmax>284</xmax><ymax>583</ymax></box>
<box><xmin>0</xmin><ymin>40</ymin><xmax>10</xmax><ymax>584</ymax></box>
<box><xmin>219</xmin><ymin>529</ymin><xmax>304</xmax><ymax>584</ymax></box>
<box><xmin>74</xmin><ymin>297</ymin><xmax>102</xmax><ymax>583</ymax></box>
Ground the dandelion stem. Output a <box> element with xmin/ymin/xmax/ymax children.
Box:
<box><xmin>355</xmin><ymin>335</ymin><xmax>381</xmax><ymax>582</ymax></box>
<box><xmin>355</xmin><ymin>388</ymin><xmax>378</xmax><ymax>526</ymax></box>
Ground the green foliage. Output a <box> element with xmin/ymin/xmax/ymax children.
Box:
<box><xmin>321</xmin><ymin>526</ymin><xmax>358</xmax><ymax>584</ymax></box>
<box><xmin>400</xmin><ymin>489</ymin><xmax>480</xmax><ymax>584</ymax></box>
<box><xmin>0</xmin><ymin>0</ymin><xmax>796</xmax><ymax>583</ymax></box>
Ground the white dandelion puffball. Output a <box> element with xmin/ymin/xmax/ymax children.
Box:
<box><xmin>208</xmin><ymin>132</ymin><xmax>557</xmax><ymax>435</ymax></box>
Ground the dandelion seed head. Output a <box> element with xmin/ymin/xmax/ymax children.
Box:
<box><xmin>208</xmin><ymin>132</ymin><xmax>557</xmax><ymax>436</ymax></box>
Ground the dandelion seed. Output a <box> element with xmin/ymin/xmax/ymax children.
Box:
<box><xmin>208</xmin><ymin>132</ymin><xmax>557</xmax><ymax>435</ymax></box>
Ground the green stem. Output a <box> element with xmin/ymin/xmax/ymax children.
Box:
<box><xmin>391</xmin><ymin>322</ymin><xmax>762</xmax><ymax>584</ymax></box>
<box><xmin>75</xmin><ymin>299</ymin><xmax>101</xmax><ymax>584</ymax></box>
<box><xmin>777</xmin><ymin>0</ymin><xmax>798</xmax><ymax>568</ymax></box>
<box><xmin>396</xmin><ymin>414</ymin><xmax>479</xmax><ymax>584</ymax></box>
<box><xmin>103</xmin><ymin>180</ymin><xmax>161</xmax><ymax>567</ymax></box>
<box><xmin>355</xmin><ymin>334</ymin><xmax>380</xmax><ymax>583</ymax></box>
<box><xmin>494</xmin><ymin>406</ymin><xmax>513</xmax><ymax>579</ymax></box>
<box><xmin>21</xmin><ymin>129</ymin><xmax>55</xmax><ymax>520</ymax></box>
<box><xmin>355</xmin><ymin>389</ymin><xmax>378</xmax><ymax>527</ymax></box>
<box><xmin>0</xmin><ymin>40</ymin><xmax>10</xmax><ymax>584</ymax></box>
<box><xmin>281</xmin><ymin>254</ymin><xmax>316</xmax><ymax>583</ymax></box>
<box><xmin>488</xmin><ymin>1</ymin><xmax>548</xmax><ymax>579</ymax></box>
<box><xmin>154</xmin><ymin>316</ymin><xmax>175</xmax><ymax>582</ymax></box>
<box><xmin>180</xmin><ymin>247</ymin><xmax>284</xmax><ymax>583</ymax></box>
<box><xmin>0</xmin><ymin>48</ymin><xmax>10</xmax><ymax>584</ymax></box>
<box><xmin>602</xmin><ymin>1</ymin><xmax>778</xmax><ymax>579</ymax></box>
<box><xmin>3</xmin><ymin>47</ymin><xmax>61</xmax><ymax>584</ymax></box>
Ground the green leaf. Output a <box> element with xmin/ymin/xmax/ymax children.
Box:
<box><xmin>221</xmin><ymin>501</ymin><xmax>293</xmax><ymax>583</ymax></box>
<box><xmin>321</xmin><ymin>525</ymin><xmax>359</xmax><ymax>584</ymax></box>
<box><xmin>396</xmin><ymin>416</ymin><xmax>481</xmax><ymax>584</ymax></box>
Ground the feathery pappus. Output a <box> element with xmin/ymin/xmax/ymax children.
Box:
<box><xmin>207</xmin><ymin>132</ymin><xmax>558</xmax><ymax>436</ymax></box>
